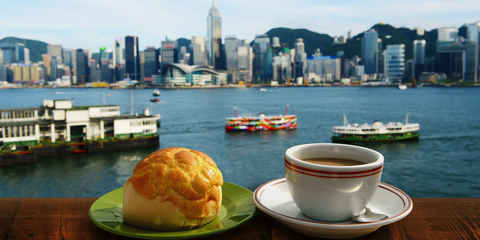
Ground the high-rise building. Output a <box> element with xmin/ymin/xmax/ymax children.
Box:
<box><xmin>253</xmin><ymin>34</ymin><xmax>273</xmax><ymax>82</ymax></box>
<box><xmin>125</xmin><ymin>35</ymin><xmax>140</xmax><ymax>80</ymax></box>
<box><xmin>161</xmin><ymin>39</ymin><xmax>178</xmax><ymax>66</ymax></box>
<box><xmin>362</xmin><ymin>29</ymin><xmax>380</xmax><ymax>75</ymax></box>
<box><xmin>75</xmin><ymin>49</ymin><xmax>88</xmax><ymax>84</ymax></box>
<box><xmin>24</xmin><ymin>48</ymin><xmax>30</xmax><ymax>64</ymax></box>
<box><xmin>384</xmin><ymin>44</ymin><xmax>405</xmax><ymax>81</ymax></box>
<box><xmin>47</xmin><ymin>45</ymin><xmax>62</xmax><ymax>58</ymax></box>
<box><xmin>225</xmin><ymin>35</ymin><xmax>240</xmax><ymax>70</ymax></box>
<box><xmin>143</xmin><ymin>47</ymin><xmax>160</xmax><ymax>81</ymax></box>
<box><xmin>294</xmin><ymin>38</ymin><xmax>307</xmax><ymax>79</ymax></box>
<box><xmin>190</xmin><ymin>36</ymin><xmax>207</xmax><ymax>66</ymax></box>
<box><xmin>207</xmin><ymin>1</ymin><xmax>222</xmax><ymax>68</ymax></box>
<box><xmin>413</xmin><ymin>40</ymin><xmax>426</xmax><ymax>80</ymax></box>
<box><xmin>467</xmin><ymin>21</ymin><xmax>480</xmax><ymax>81</ymax></box>
<box><xmin>113</xmin><ymin>37</ymin><xmax>123</xmax><ymax>66</ymax></box>
<box><xmin>436</xmin><ymin>27</ymin><xmax>478</xmax><ymax>81</ymax></box>
<box><xmin>272</xmin><ymin>37</ymin><xmax>281</xmax><ymax>47</ymax></box>
<box><xmin>42</xmin><ymin>54</ymin><xmax>52</xmax><ymax>81</ymax></box>
<box><xmin>0</xmin><ymin>42</ymin><xmax>24</xmax><ymax>63</ymax></box>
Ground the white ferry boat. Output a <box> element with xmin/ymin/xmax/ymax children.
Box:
<box><xmin>0</xmin><ymin>99</ymin><xmax>160</xmax><ymax>166</ymax></box>
<box><xmin>332</xmin><ymin>113</ymin><xmax>419</xmax><ymax>142</ymax></box>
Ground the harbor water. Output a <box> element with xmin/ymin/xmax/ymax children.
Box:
<box><xmin>1</xmin><ymin>86</ymin><xmax>479</xmax><ymax>198</ymax></box>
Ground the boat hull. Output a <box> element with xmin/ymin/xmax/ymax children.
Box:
<box><xmin>331</xmin><ymin>133</ymin><xmax>419</xmax><ymax>143</ymax></box>
<box><xmin>225</xmin><ymin>125</ymin><xmax>297</xmax><ymax>132</ymax></box>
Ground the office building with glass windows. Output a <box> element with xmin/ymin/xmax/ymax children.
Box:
<box><xmin>413</xmin><ymin>40</ymin><xmax>426</xmax><ymax>80</ymax></box>
<box><xmin>161</xmin><ymin>39</ymin><xmax>178</xmax><ymax>67</ymax></box>
<box><xmin>125</xmin><ymin>35</ymin><xmax>140</xmax><ymax>80</ymax></box>
<box><xmin>362</xmin><ymin>29</ymin><xmax>380</xmax><ymax>75</ymax></box>
<box><xmin>207</xmin><ymin>1</ymin><xmax>222</xmax><ymax>69</ymax></box>
<box><xmin>253</xmin><ymin>34</ymin><xmax>272</xmax><ymax>82</ymax></box>
<box><xmin>384</xmin><ymin>44</ymin><xmax>405</xmax><ymax>81</ymax></box>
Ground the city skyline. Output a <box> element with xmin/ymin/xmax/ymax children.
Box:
<box><xmin>1</xmin><ymin>0</ymin><xmax>479</xmax><ymax>52</ymax></box>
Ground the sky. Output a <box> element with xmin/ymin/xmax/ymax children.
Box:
<box><xmin>1</xmin><ymin>0</ymin><xmax>479</xmax><ymax>52</ymax></box>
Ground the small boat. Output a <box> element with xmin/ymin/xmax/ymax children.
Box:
<box><xmin>260</xmin><ymin>88</ymin><xmax>267</xmax><ymax>92</ymax></box>
<box><xmin>331</xmin><ymin>113</ymin><xmax>420</xmax><ymax>142</ymax></box>
<box><xmin>153</xmin><ymin>89</ymin><xmax>160</xmax><ymax>96</ymax></box>
<box><xmin>225</xmin><ymin>105</ymin><xmax>297</xmax><ymax>132</ymax></box>
<box><xmin>150</xmin><ymin>98</ymin><xmax>160</xmax><ymax>102</ymax></box>
<box><xmin>397</xmin><ymin>84</ymin><xmax>407</xmax><ymax>90</ymax></box>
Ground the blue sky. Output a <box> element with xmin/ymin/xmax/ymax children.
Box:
<box><xmin>0</xmin><ymin>0</ymin><xmax>478</xmax><ymax>52</ymax></box>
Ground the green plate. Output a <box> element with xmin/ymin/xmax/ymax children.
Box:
<box><xmin>88</xmin><ymin>182</ymin><xmax>256</xmax><ymax>239</ymax></box>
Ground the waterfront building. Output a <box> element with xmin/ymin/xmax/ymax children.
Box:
<box><xmin>100</xmin><ymin>59</ymin><xmax>111</xmax><ymax>83</ymax></box>
<box><xmin>153</xmin><ymin>63</ymin><xmax>222</xmax><ymax>86</ymax></box>
<box><xmin>237</xmin><ymin>43</ymin><xmax>253</xmax><ymax>83</ymax></box>
<box><xmin>124</xmin><ymin>36</ymin><xmax>140</xmax><ymax>81</ymax></box>
<box><xmin>207</xmin><ymin>1</ymin><xmax>222</xmax><ymax>69</ymax></box>
<box><xmin>143</xmin><ymin>47</ymin><xmax>160</xmax><ymax>81</ymax></box>
<box><xmin>161</xmin><ymin>39</ymin><xmax>178</xmax><ymax>67</ymax></box>
<box><xmin>467</xmin><ymin>21</ymin><xmax>480</xmax><ymax>81</ymax></box>
<box><xmin>306</xmin><ymin>56</ymin><xmax>341</xmax><ymax>82</ymax></box>
<box><xmin>405</xmin><ymin>59</ymin><xmax>414</xmax><ymax>82</ymax></box>
<box><xmin>11</xmin><ymin>64</ymin><xmax>40</xmax><ymax>83</ymax></box>
<box><xmin>75</xmin><ymin>49</ymin><xmax>89</xmax><ymax>84</ymax></box>
<box><xmin>47</xmin><ymin>45</ymin><xmax>62</xmax><ymax>58</ymax></box>
<box><xmin>272</xmin><ymin>53</ymin><xmax>292</xmax><ymax>83</ymax></box>
<box><xmin>362</xmin><ymin>29</ymin><xmax>380</xmax><ymax>75</ymax></box>
<box><xmin>384</xmin><ymin>44</ymin><xmax>405</xmax><ymax>81</ymax></box>
<box><xmin>190</xmin><ymin>36</ymin><xmax>207</xmax><ymax>66</ymax></box>
<box><xmin>225</xmin><ymin>35</ymin><xmax>240</xmax><ymax>71</ymax></box>
<box><xmin>436</xmin><ymin>27</ymin><xmax>478</xmax><ymax>81</ymax></box>
<box><xmin>413</xmin><ymin>40</ymin><xmax>426</xmax><ymax>80</ymax></box>
<box><xmin>253</xmin><ymin>34</ymin><xmax>273</xmax><ymax>82</ymax></box>
<box><xmin>294</xmin><ymin>38</ymin><xmax>307</xmax><ymax>80</ymax></box>
<box><xmin>0</xmin><ymin>99</ymin><xmax>160</xmax><ymax>165</ymax></box>
<box><xmin>89</xmin><ymin>59</ymin><xmax>97</xmax><ymax>82</ymax></box>
<box><xmin>51</xmin><ymin>57</ymin><xmax>59</xmax><ymax>81</ymax></box>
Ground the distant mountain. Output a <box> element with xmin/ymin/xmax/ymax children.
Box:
<box><xmin>0</xmin><ymin>37</ymin><xmax>47</xmax><ymax>63</ymax></box>
<box><xmin>265</xmin><ymin>24</ymin><xmax>439</xmax><ymax>60</ymax></box>
<box><xmin>264</xmin><ymin>28</ymin><xmax>334</xmax><ymax>56</ymax></box>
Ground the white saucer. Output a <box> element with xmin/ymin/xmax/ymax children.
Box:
<box><xmin>253</xmin><ymin>178</ymin><xmax>413</xmax><ymax>239</ymax></box>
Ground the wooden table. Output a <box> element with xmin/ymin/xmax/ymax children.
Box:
<box><xmin>1</xmin><ymin>198</ymin><xmax>479</xmax><ymax>239</ymax></box>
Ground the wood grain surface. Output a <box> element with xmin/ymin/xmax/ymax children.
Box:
<box><xmin>0</xmin><ymin>198</ymin><xmax>479</xmax><ymax>240</ymax></box>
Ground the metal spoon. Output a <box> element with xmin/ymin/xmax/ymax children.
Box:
<box><xmin>354</xmin><ymin>206</ymin><xmax>388</xmax><ymax>222</ymax></box>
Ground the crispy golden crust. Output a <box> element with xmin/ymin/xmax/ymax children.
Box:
<box><xmin>123</xmin><ymin>147</ymin><xmax>223</xmax><ymax>230</ymax></box>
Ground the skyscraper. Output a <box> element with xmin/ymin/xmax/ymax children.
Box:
<box><xmin>47</xmin><ymin>45</ymin><xmax>62</xmax><ymax>58</ymax></box>
<box><xmin>75</xmin><ymin>49</ymin><xmax>88</xmax><ymax>84</ymax></box>
<box><xmin>190</xmin><ymin>36</ymin><xmax>207</xmax><ymax>66</ymax></box>
<box><xmin>362</xmin><ymin>29</ymin><xmax>380</xmax><ymax>75</ymax></box>
<box><xmin>207</xmin><ymin>1</ymin><xmax>222</xmax><ymax>69</ymax></box>
<box><xmin>294</xmin><ymin>38</ymin><xmax>307</xmax><ymax>79</ymax></box>
<box><xmin>125</xmin><ymin>35</ymin><xmax>140</xmax><ymax>80</ymax></box>
<box><xmin>143</xmin><ymin>47</ymin><xmax>160</xmax><ymax>80</ymax></box>
<box><xmin>113</xmin><ymin>38</ymin><xmax>123</xmax><ymax>66</ymax></box>
<box><xmin>413</xmin><ymin>40</ymin><xmax>426</xmax><ymax>80</ymax></box>
<box><xmin>225</xmin><ymin>35</ymin><xmax>240</xmax><ymax>70</ymax></box>
<box><xmin>384</xmin><ymin>44</ymin><xmax>405</xmax><ymax>81</ymax></box>
<box><xmin>161</xmin><ymin>39</ymin><xmax>178</xmax><ymax>66</ymax></box>
<box><xmin>253</xmin><ymin>34</ymin><xmax>272</xmax><ymax>82</ymax></box>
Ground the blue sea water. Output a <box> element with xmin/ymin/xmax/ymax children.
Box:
<box><xmin>1</xmin><ymin>86</ymin><xmax>479</xmax><ymax>198</ymax></box>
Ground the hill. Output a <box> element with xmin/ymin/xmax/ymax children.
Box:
<box><xmin>265</xmin><ymin>24</ymin><xmax>439</xmax><ymax>60</ymax></box>
<box><xmin>0</xmin><ymin>37</ymin><xmax>47</xmax><ymax>63</ymax></box>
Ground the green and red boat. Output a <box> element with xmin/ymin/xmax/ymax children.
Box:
<box><xmin>332</xmin><ymin>114</ymin><xmax>420</xmax><ymax>142</ymax></box>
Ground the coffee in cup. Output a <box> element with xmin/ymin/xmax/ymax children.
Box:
<box><xmin>284</xmin><ymin>143</ymin><xmax>384</xmax><ymax>222</ymax></box>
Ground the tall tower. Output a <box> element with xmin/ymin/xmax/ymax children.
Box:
<box><xmin>113</xmin><ymin>37</ymin><xmax>123</xmax><ymax>66</ymax></box>
<box><xmin>294</xmin><ymin>38</ymin><xmax>307</xmax><ymax>79</ymax></box>
<box><xmin>125</xmin><ymin>35</ymin><xmax>140</xmax><ymax>80</ymax></box>
<box><xmin>207</xmin><ymin>1</ymin><xmax>222</xmax><ymax>69</ymax></box>
<box><xmin>362</xmin><ymin>29</ymin><xmax>380</xmax><ymax>75</ymax></box>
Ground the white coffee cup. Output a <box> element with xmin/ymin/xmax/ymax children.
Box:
<box><xmin>284</xmin><ymin>143</ymin><xmax>384</xmax><ymax>222</ymax></box>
